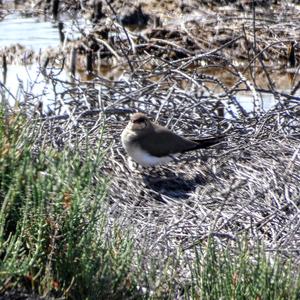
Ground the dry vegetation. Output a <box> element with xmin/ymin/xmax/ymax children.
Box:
<box><xmin>32</xmin><ymin>60</ymin><xmax>300</xmax><ymax>265</ymax></box>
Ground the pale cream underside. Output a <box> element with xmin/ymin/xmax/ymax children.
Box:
<box><xmin>126</xmin><ymin>146</ymin><xmax>173</xmax><ymax>166</ymax></box>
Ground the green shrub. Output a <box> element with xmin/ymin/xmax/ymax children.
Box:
<box><xmin>0</xmin><ymin>111</ymin><xmax>138</xmax><ymax>299</ymax></box>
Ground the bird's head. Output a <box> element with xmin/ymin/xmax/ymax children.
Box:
<box><xmin>128</xmin><ymin>112</ymin><xmax>152</xmax><ymax>132</ymax></box>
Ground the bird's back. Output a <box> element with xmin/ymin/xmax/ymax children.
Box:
<box><xmin>134</xmin><ymin>125</ymin><xmax>199</xmax><ymax>157</ymax></box>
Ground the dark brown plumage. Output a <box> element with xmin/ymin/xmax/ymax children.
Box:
<box><xmin>131</xmin><ymin>119</ymin><xmax>223</xmax><ymax>157</ymax></box>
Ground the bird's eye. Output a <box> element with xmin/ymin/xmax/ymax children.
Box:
<box><xmin>132</xmin><ymin>118</ymin><xmax>145</xmax><ymax>123</ymax></box>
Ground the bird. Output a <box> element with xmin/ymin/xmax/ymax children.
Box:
<box><xmin>121</xmin><ymin>112</ymin><xmax>225</xmax><ymax>167</ymax></box>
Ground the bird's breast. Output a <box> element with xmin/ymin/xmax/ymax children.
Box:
<box><xmin>121</xmin><ymin>127</ymin><xmax>137</xmax><ymax>150</ymax></box>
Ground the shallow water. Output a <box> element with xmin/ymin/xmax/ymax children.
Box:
<box><xmin>0</xmin><ymin>11</ymin><xmax>78</xmax><ymax>111</ymax></box>
<box><xmin>0</xmin><ymin>63</ymin><xmax>67</xmax><ymax>109</ymax></box>
<box><xmin>0</xmin><ymin>12</ymin><xmax>60</xmax><ymax>50</ymax></box>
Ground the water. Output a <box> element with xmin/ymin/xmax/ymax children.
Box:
<box><xmin>0</xmin><ymin>63</ymin><xmax>67</xmax><ymax>110</ymax></box>
<box><xmin>0</xmin><ymin>11</ymin><xmax>72</xmax><ymax>112</ymax></box>
<box><xmin>0</xmin><ymin>12</ymin><xmax>60</xmax><ymax>51</ymax></box>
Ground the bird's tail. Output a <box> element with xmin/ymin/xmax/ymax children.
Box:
<box><xmin>191</xmin><ymin>135</ymin><xmax>225</xmax><ymax>150</ymax></box>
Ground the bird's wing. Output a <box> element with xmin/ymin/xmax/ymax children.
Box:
<box><xmin>136</xmin><ymin>127</ymin><xmax>198</xmax><ymax>157</ymax></box>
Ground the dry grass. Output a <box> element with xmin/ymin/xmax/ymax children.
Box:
<box><xmin>26</xmin><ymin>60</ymin><xmax>300</xmax><ymax>274</ymax></box>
